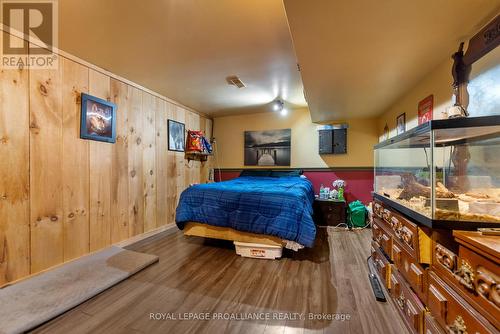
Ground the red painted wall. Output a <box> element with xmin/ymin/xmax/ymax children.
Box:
<box><xmin>214</xmin><ymin>169</ymin><xmax>374</xmax><ymax>204</ymax></box>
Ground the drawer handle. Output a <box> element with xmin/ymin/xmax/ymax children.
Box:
<box><xmin>454</xmin><ymin>260</ymin><xmax>475</xmax><ymax>291</ymax></box>
<box><xmin>446</xmin><ymin>315</ymin><xmax>467</xmax><ymax>334</ymax></box>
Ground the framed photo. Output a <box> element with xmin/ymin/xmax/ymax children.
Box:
<box><xmin>168</xmin><ymin>119</ymin><xmax>185</xmax><ymax>152</ymax></box>
<box><xmin>396</xmin><ymin>113</ymin><xmax>406</xmax><ymax>135</ymax></box>
<box><xmin>418</xmin><ymin>95</ymin><xmax>433</xmax><ymax>125</ymax></box>
<box><xmin>383</xmin><ymin>123</ymin><xmax>389</xmax><ymax>141</ymax></box>
<box><xmin>244</xmin><ymin>129</ymin><xmax>291</xmax><ymax>166</ymax></box>
<box><xmin>80</xmin><ymin>93</ymin><xmax>117</xmax><ymax>143</ymax></box>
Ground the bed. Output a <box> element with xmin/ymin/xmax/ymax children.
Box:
<box><xmin>175</xmin><ymin>172</ymin><xmax>316</xmax><ymax>248</ymax></box>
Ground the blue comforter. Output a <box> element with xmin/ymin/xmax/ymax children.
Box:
<box><xmin>175</xmin><ymin>176</ymin><xmax>316</xmax><ymax>247</ymax></box>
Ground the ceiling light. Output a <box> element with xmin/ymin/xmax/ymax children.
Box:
<box><xmin>273</xmin><ymin>99</ymin><xmax>284</xmax><ymax>112</ymax></box>
<box><xmin>280</xmin><ymin>108</ymin><xmax>288</xmax><ymax>116</ymax></box>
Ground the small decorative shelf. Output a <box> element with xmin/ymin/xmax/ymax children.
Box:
<box><xmin>185</xmin><ymin>151</ymin><xmax>212</xmax><ymax>162</ymax></box>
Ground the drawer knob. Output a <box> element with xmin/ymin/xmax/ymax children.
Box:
<box><xmin>454</xmin><ymin>260</ymin><xmax>475</xmax><ymax>291</ymax></box>
<box><xmin>446</xmin><ymin>315</ymin><xmax>467</xmax><ymax>334</ymax></box>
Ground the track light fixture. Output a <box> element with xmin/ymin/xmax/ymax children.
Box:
<box><xmin>272</xmin><ymin>99</ymin><xmax>288</xmax><ymax>116</ymax></box>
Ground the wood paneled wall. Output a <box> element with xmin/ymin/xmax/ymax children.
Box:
<box><xmin>0</xmin><ymin>51</ymin><xmax>212</xmax><ymax>285</ymax></box>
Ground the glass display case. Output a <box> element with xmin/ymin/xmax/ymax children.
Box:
<box><xmin>374</xmin><ymin>116</ymin><xmax>500</xmax><ymax>228</ymax></box>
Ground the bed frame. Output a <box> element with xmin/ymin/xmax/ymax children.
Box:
<box><xmin>183</xmin><ymin>222</ymin><xmax>283</xmax><ymax>246</ymax></box>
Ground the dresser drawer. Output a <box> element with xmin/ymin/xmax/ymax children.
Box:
<box><xmin>391</xmin><ymin>268</ymin><xmax>425</xmax><ymax>334</ymax></box>
<box><xmin>372</xmin><ymin>241</ymin><xmax>391</xmax><ymax>289</ymax></box>
<box><xmin>382</xmin><ymin>207</ymin><xmax>392</xmax><ymax>224</ymax></box>
<box><xmin>424</xmin><ymin>313</ymin><xmax>445</xmax><ymax>334</ymax></box>
<box><xmin>393</xmin><ymin>240</ymin><xmax>427</xmax><ymax>302</ymax></box>
<box><xmin>428</xmin><ymin>271</ymin><xmax>497</xmax><ymax>334</ymax></box>
<box><xmin>432</xmin><ymin>240</ymin><xmax>500</xmax><ymax>329</ymax></box>
<box><xmin>390</xmin><ymin>212</ymin><xmax>418</xmax><ymax>256</ymax></box>
<box><xmin>433</xmin><ymin>241</ymin><xmax>458</xmax><ymax>275</ymax></box>
<box><xmin>313</xmin><ymin>200</ymin><xmax>347</xmax><ymax>226</ymax></box>
<box><xmin>372</xmin><ymin>218</ymin><xmax>393</xmax><ymax>260</ymax></box>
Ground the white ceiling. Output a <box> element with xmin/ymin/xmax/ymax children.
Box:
<box><xmin>58</xmin><ymin>0</ymin><xmax>306</xmax><ymax>116</ymax></box>
<box><xmin>284</xmin><ymin>0</ymin><xmax>500</xmax><ymax>122</ymax></box>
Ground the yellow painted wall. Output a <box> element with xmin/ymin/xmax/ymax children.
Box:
<box><xmin>376</xmin><ymin>57</ymin><xmax>453</xmax><ymax>141</ymax></box>
<box><xmin>213</xmin><ymin>108</ymin><xmax>378</xmax><ymax>168</ymax></box>
<box><xmin>377</xmin><ymin>45</ymin><xmax>500</xmax><ymax>141</ymax></box>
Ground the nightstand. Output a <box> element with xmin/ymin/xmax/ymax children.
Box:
<box><xmin>313</xmin><ymin>198</ymin><xmax>347</xmax><ymax>226</ymax></box>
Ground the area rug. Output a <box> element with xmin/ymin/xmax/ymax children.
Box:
<box><xmin>0</xmin><ymin>246</ymin><xmax>158</xmax><ymax>334</ymax></box>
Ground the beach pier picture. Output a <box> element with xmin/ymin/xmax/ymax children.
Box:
<box><xmin>244</xmin><ymin>129</ymin><xmax>291</xmax><ymax>166</ymax></box>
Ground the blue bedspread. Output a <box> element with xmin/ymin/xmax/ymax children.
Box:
<box><xmin>175</xmin><ymin>176</ymin><xmax>316</xmax><ymax>247</ymax></box>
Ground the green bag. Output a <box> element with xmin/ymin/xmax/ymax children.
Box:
<box><xmin>348</xmin><ymin>200</ymin><xmax>367</xmax><ymax>228</ymax></box>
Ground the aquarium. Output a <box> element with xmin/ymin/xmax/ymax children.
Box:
<box><xmin>374</xmin><ymin>116</ymin><xmax>500</xmax><ymax>226</ymax></box>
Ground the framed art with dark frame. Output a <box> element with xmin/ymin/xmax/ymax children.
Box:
<box><xmin>168</xmin><ymin>119</ymin><xmax>185</xmax><ymax>152</ymax></box>
<box><xmin>396</xmin><ymin>113</ymin><xmax>406</xmax><ymax>135</ymax></box>
<box><xmin>80</xmin><ymin>93</ymin><xmax>117</xmax><ymax>143</ymax></box>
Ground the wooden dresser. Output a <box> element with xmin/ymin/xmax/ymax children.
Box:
<box><xmin>313</xmin><ymin>198</ymin><xmax>347</xmax><ymax>226</ymax></box>
<box><xmin>371</xmin><ymin>199</ymin><xmax>499</xmax><ymax>334</ymax></box>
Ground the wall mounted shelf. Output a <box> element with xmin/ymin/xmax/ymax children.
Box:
<box><xmin>185</xmin><ymin>151</ymin><xmax>212</xmax><ymax>162</ymax></box>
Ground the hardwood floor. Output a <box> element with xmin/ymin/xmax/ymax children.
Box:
<box><xmin>32</xmin><ymin>228</ymin><xmax>408</xmax><ymax>334</ymax></box>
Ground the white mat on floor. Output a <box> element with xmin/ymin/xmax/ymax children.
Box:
<box><xmin>0</xmin><ymin>246</ymin><xmax>158</xmax><ymax>334</ymax></box>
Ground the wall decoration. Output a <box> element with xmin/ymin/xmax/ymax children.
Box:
<box><xmin>396</xmin><ymin>113</ymin><xmax>406</xmax><ymax>135</ymax></box>
<box><xmin>80</xmin><ymin>93</ymin><xmax>117</xmax><ymax>143</ymax></box>
<box><xmin>244</xmin><ymin>129</ymin><xmax>291</xmax><ymax>166</ymax></box>
<box><xmin>418</xmin><ymin>94</ymin><xmax>434</xmax><ymax>125</ymax></box>
<box><xmin>383</xmin><ymin>123</ymin><xmax>389</xmax><ymax>141</ymax></box>
<box><xmin>168</xmin><ymin>119</ymin><xmax>185</xmax><ymax>152</ymax></box>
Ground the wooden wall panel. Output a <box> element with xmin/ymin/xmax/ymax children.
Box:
<box><xmin>29</xmin><ymin>61</ymin><xmax>64</xmax><ymax>273</ymax></box>
<box><xmin>0</xmin><ymin>37</ymin><xmax>30</xmax><ymax>284</ymax></box>
<box><xmin>88</xmin><ymin>70</ymin><xmax>112</xmax><ymax>252</ymax></box>
<box><xmin>0</xmin><ymin>29</ymin><xmax>212</xmax><ymax>285</ymax></box>
<box><xmin>110</xmin><ymin>79</ymin><xmax>130</xmax><ymax>243</ymax></box>
<box><xmin>61</xmin><ymin>58</ymin><xmax>90</xmax><ymax>261</ymax></box>
<box><xmin>128</xmin><ymin>87</ymin><xmax>144</xmax><ymax>236</ymax></box>
<box><xmin>142</xmin><ymin>93</ymin><xmax>157</xmax><ymax>232</ymax></box>
<box><xmin>155</xmin><ymin>98</ymin><xmax>169</xmax><ymax>227</ymax></box>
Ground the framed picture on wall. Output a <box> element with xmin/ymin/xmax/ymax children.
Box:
<box><xmin>418</xmin><ymin>94</ymin><xmax>433</xmax><ymax>125</ymax></box>
<box><xmin>396</xmin><ymin>113</ymin><xmax>406</xmax><ymax>135</ymax></box>
<box><xmin>168</xmin><ymin>119</ymin><xmax>185</xmax><ymax>152</ymax></box>
<box><xmin>80</xmin><ymin>93</ymin><xmax>117</xmax><ymax>143</ymax></box>
<box><xmin>244</xmin><ymin>129</ymin><xmax>291</xmax><ymax>166</ymax></box>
